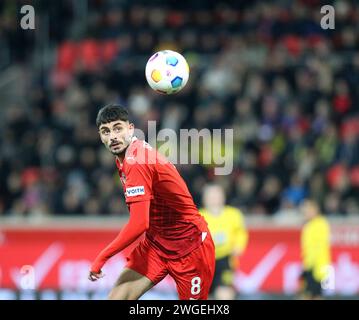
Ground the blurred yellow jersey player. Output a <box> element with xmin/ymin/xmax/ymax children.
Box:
<box><xmin>300</xmin><ymin>199</ymin><xmax>331</xmax><ymax>299</ymax></box>
<box><xmin>200</xmin><ymin>184</ymin><xmax>248</xmax><ymax>300</ymax></box>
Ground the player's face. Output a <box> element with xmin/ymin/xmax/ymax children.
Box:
<box><xmin>99</xmin><ymin>120</ymin><xmax>134</xmax><ymax>156</ymax></box>
<box><xmin>203</xmin><ymin>185</ymin><xmax>225</xmax><ymax>210</ymax></box>
<box><xmin>301</xmin><ymin>201</ymin><xmax>318</xmax><ymax>221</ymax></box>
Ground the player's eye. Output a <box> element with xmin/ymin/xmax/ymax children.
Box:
<box><xmin>114</xmin><ymin>127</ymin><xmax>123</xmax><ymax>133</ymax></box>
<box><xmin>101</xmin><ymin>130</ymin><xmax>110</xmax><ymax>135</ymax></box>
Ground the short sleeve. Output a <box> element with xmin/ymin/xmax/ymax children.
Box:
<box><xmin>124</xmin><ymin>163</ymin><xmax>154</xmax><ymax>203</ymax></box>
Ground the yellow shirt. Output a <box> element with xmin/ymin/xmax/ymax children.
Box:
<box><xmin>200</xmin><ymin>206</ymin><xmax>248</xmax><ymax>260</ymax></box>
<box><xmin>301</xmin><ymin>215</ymin><xmax>331</xmax><ymax>282</ymax></box>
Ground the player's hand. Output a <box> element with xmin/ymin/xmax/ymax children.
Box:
<box><xmin>230</xmin><ymin>248</ymin><xmax>243</xmax><ymax>269</ymax></box>
<box><xmin>229</xmin><ymin>254</ymin><xmax>241</xmax><ymax>270</ymax></box>
<box><xmin>88</xmin><ymin>270</ymin><xmax>105</xmax><ymax>282</ymax></box>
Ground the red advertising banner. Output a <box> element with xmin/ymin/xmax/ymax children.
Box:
<box><xmin>1</xmin><ymin>226</ymin><xmax>359</xmax><ymax>297</ymax></box>
<box><xmin>236</xmin><ymin>227</ymin><xmax>359</xmax><ymax>296</ymax></box>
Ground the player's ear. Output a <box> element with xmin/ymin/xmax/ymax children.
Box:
<box><xmin>128</xmin><ymin>122</ymin><xmax>135</xmax><ymax>136</ymax></box>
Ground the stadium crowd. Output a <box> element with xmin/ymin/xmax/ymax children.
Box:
<box><xmin>0</xmin><ymin>0</ymin><xmax>358</xmax><ymax>218</ymax></box>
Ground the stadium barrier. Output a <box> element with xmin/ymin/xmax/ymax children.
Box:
<box><xmin>0</xmin><ymin>216</ymin><xmax>359</xmax><ymax>299</ymax></box>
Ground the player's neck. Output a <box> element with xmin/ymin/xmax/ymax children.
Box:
<box><xmin>116</xmin><ymin>150</ymin><xmax>127</xmax><ymax>164</ymax></box>
<box><xmin>115</xmin><ymin>136</ymin><xmax>136</xmax><ymax>164</ymax></box>
<box><xmin>115</xmin><ymin>143</ymin><xmax>131</xmax><ymax>164</ymax></box>
<box><xmin>116</xmin><ymin>154</ymin><xmax>124</xmax><ymax>164</ymax></box>
<box><xmin>208</xmin><ymin>206</ymin><xmax>224</xmax><ymax>216</ymax></box>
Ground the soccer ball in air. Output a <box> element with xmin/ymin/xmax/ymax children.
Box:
<box><xmin>145</xmin><ymin>50</ymin><xmax>189</xmax><ymax>94</ymax></box>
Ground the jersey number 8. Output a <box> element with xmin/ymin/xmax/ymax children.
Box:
<box><xmin>190</xmin><ymin>276</ymin><xmax>201</xmax><ymax>295</ymax></box>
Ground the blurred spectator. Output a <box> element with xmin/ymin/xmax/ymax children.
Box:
<box><xmin>258</xmin><ymin>175</ymin><xmax>282</xmax><ymax>214</ymax></box>
<box><xmin>282</xmin><ymin>174</ymin><xmax>307</xmax><ymax>207</ymax></box>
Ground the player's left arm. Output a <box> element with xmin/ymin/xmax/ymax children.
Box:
<box><xmin>233</xmin><ymin>209</ymin><xmax>248</xmax><ymax>254</ymax></box>
<box><xmin>230</xmin><ymin>208</ymin><xmax>248</xmax><ymax>269</ymax></box>
<box><xmin>88</xmin><ymin>200</ymin><xmax>150</xmax><ymax>281</ymax></box>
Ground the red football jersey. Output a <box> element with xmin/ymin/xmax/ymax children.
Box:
<box><xmin>116</xmin><ymin>137</ymin><xmax>208</xmax><ymax>260</ymax></box>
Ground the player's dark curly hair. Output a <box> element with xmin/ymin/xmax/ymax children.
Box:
<box><xmin>96</xmin><ymin>104</ymin><xmax>129</xmax><ymax>128</ymax></box>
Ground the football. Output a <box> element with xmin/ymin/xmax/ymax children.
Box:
<box><xmin>145</xmin><ymin>50</ymin><xmax>189</xmax><ymax>94</ymax></box>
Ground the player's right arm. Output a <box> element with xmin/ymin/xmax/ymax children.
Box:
<box><xmin>89</xmin><ymin>154</ymin><xmax>154</xmax><ymax>281</ymax></box>
<box><xmin>88</xmin><ymin>200</ymin><xmax>150</xmax><ymax>281</ymax></box>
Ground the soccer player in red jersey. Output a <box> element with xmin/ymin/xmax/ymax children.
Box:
<box><xmin>88</xmin><ymin>104</ymin><xmax>215</xmax><ymax>300</ymax></box>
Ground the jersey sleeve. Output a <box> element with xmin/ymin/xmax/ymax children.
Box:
<box><xmin>124</xmin><ymin>163</ymin><xmax>154</xmax><ymax>204</ymax></box>
<box><xmin>90</xmin><ymin>200</ymin><xmax>150</xmax><ymax>273</ymax></box>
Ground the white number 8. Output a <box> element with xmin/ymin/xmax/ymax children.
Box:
<box><xmin>191</xmin><ymin>276</ymin><xmax>201</xmax><ymax>295</ymax></box>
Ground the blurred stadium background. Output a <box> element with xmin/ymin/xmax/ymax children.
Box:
<box><xmin>0</xmin><ymin>0</ymin><xmax>359</xmax><ymax>300</ymax></box>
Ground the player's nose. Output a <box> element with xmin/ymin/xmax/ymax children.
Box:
<box><xmin>109</xmin><ymin>130</ymin><xmax>118</xmax><ymax>141</ymax></box>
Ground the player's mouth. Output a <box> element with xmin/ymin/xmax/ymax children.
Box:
<box><xmin>110</xmin><ymin>142</ymin><xmax>122</xmax><ymax>149</ymax></box>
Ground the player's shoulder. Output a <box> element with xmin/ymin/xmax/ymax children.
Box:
<box><xmin>124</xmin><ymin>138</ymin><xmax>157</xmax><ymax>167</ymax></box>
<box><xmin>316</xmin><ymin>216</ymin><xmax>330</xmax><ymax>230</ymax></box>
<box><xmin>306</xmin><ymin>216</ymin><xmax>329</xmax><ymax>234</ymax></box>
<box><xmin>127</xmin><ymin>138</ymin><xmax>150</xmax><ymax>154</ymax></box>
<box><xmin>224</xmin><ymin>205</ymin><xmax>244</xmax><ymax>217</ymax></box>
